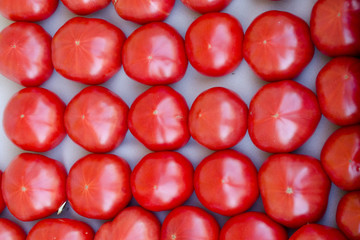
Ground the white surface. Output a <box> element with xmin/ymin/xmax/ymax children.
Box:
<box><xmin>0</xmin><ymin>0</ymin><xmax>346</xmax><ymax>235</ymax></box>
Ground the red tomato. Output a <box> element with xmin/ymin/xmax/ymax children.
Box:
<box><xmin>248</xmin><ymin>80</ymin><xmax>321</xmax><ymax>153</ymax></box>
<box><xmin>0</xmin><ymin>219</ymin><xmax>26</xmax><ymax>240</ymax></box>
<box><xmin>194</xmin><ymin>150</ymin><xmax>258</xmax><ymax>216</ymax></box>
<box><xmin>0</xmin><ymin>22</ymin><xmax>53</xmax><ymax>87</ymax></box>
<box><xmin>258</xmin><ymin>154</ymin><xmax>331</xmax><ymax>228</ymax></box>
<box><xmin>52</xmin><ymin>17</ymin><xmax>126</xmax><ymax>85</ymax></box>
<box><xmin>61</xmin><ymin>0</ymin><xmax>110</xmax><ymax>15</ymax></box>
<box><xmin>67</xmin><ymin>154</ymin><xmax>132</xmax><ymax>219</ymax></box>
<box><xmin>316</xmin><ymin>57</ymin><xmax>360</xmax><ymax>126</ymax></box>
<box><xmin>95</xmin><ymin>206</ymin><xmax>161</xmax><ymax>240</ymax></box>
<box><xmin>128</xmin><ymin>86</ymin><xmax>190</xmax><ymax>151</ymax></box>
<box><xmin>131</xmin><ymin>151</ymin><xmax>193</xmax><ymax>211</ymax></box>
<box><xmin>321</xmin><ymin>125</ymin><xmax>360</xmax><ymax>191</ymax></box>
<box><xmin>181</xmin><ymin>0</ymin><xmax>232</xmax><ymax>13</ymax></box>
<box><xmin>310</xmin><ymin>0</ymin><xmax>360</xmax><ymax>57</ymax></box>
<box><xmin>243</xmin><ymin>11</ymin><xmax>314</xmax><ymax>81</ymax></box>
<box><xmin>0</xmin><ymin>172</ymin><xmax>5</xmax><ymax>214</ymax></box>
<box><xmin>113</xmin><ymin>0</ymin><xmax>175</xmax><ymax>24</ymax></box>
<box><xmin>185</xmin><ymin>13</ymin><xmax>243</xmax><ymax>77</ymax></box>
<box><xmin>336</xmin><ymin>191</ymin><xmax>360</xmax><ymax>240</ymax></box>
<box><xmin>122</xmin><ymin>22</ymin><xmax>187</xmax><ymax>85</ymax></box>
<box><xmin>3</xmin><ymin>87</ymin><xmax>66</xmax><ymax>152</ymax></box>
<box><xmin>0</xmin><ymin>0</ymin><xmax>58</xmax><ymax>21</ymax></box>
<box><xmin>64</xmin><ymin>86</ymin><xmax>128</xmax><ymax>153</ymax></box>
<box><xmin>1</xmin><ymin>153</ymin><xmax>67</xmax><ymax>221</ymax></box>
<box><xmin>289</xmin><ymin>223</ymin><xmax>347</xmax><ymax>240</ymax></box>
<box><xmin>220</xmin><ymin>212</ymin><xmax>288</xmax><ymax>240</ymax></box>
<box><xmin>27</xmin><ymin>218</ymin><xmax>94</xmax><ymax>240</ymax></box>
<box><xmin>161</xmin><ymin>206</ymin><xmax>219</xmax><ymax>240</ymax></box>
<box><xmin>189</xmin><ymin>87</ymin><xmax>248</xmax><ymax>150</ymax></box>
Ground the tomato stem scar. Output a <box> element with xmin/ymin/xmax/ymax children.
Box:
<box><xmin>286</xmin><ymin>187</ymin><xmax>293</xmax><ymax>194</ymax></box>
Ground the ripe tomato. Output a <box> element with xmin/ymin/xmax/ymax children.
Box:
<box><xmin>181</xmin><ymin>0</ymin><xmax>232</xmax><ymax>13</ymax></box>
<box><xmin>161</xmin><ymin>206</ymin><xmax>219</xmax><ymax>240</ymax></box>
<box><xmin>113</xmin><ymin>0</ymin><xmax>175</xmax><ymax>24</ymax></box>
<box><xmin>316</xmin><ymin>57</ymin><xmax>360</xmax><ymax>126</ymax></box>
<box><xmin>61</xmin><ymin>0</ymin><xmax>110</xmax><ymax>15</ymax></box>
<box><xmin>321</xmin><ymin>125</ymin><xmax>360</xmax><ymax>191</ymax></box>
<box><xmin>52</xmin><ymin>17</ymin><xmax>126</xmax><ymax>85</ymax></box>
<box><xmin>95</xmin><ymin>206</ymin><xmax>161</xmax><ymax>240</ymax></box>
<box><xmin>248</xmin><ymin>80</ymin><xmax>321</xmax><ymax>153</ymax></box>
<box><xmin>336</xmin><ymin>191</ymin><xmax>360</xmax><ymax>240</ymax></box>
<box><xmin>289</xmin><ymin>223</ymin><xmax>347</xmax><ymax>240</ymax></box>
<box><xmin>0</xmin><ymin>0</ymin><xmax>58</xmax><ymax>21</ymax></box>
<box><xmin>185</xmin><ymin>13</ymin><xmax>243</xmax><ymax>77</ymax></box>
<box><xmin>3</xmin><ymin>87</ymin><xmax>66</xmax><ymax>152</ymax></box>
<box><xmin>122</xmin><ymin>22</ymin><xmax>187</xmax><ymax>85</ymax></box>
<box><xmin>128</xmin><ymin>86</ymin><xmax>190</xmax><ymax>151</ymax></box>
<box><xmin>220</xmin><ymin>212</ymin><xmax>288</xmax><ymax>240</ymax></box>
<box><xmin>0</xmin><ymin>171</ymin><xmax>5</xmax><ymax>213</ymax></box>
<box><xmin>0</xmin><ymin>219</ymin><xmax>26</xmax><ymax>240</ymax></box>
<box><xmin>189</xmin><ymin>87</ymin><xmax>248</xmax><ymax>150</ymax></box>
<box><xmin>67</xmin><ymin>154</ymin><xmax>132</xmax><ymax>219</ymax></box>
<box><xmin>310</xmin><ymin>0</ymin><xmax>360</xmax><ymax>57</ymax></box>
<box><xmin>194</xmin><ymin>150</ymin><xmax>258</xmax><ymax>216</ymax></box>
<box><xmin>64</xmin><ymin>86</ymin><xmax>128</xmax><ymax>153</ymax></box>
<box><xmin>0</xmin><ymin>22</ymin><xmax>53</xmax><ymax>87</ymax></box>
<box><xmin>27</xmin><ymin>218</ymin><xmax>94</xmax><ymax>240</ymax></box>
<box><xmin>131</xmin><ymin>151</ymin><xmax>193</xmax><ymax>212</ymax></box>
<box><xmin>258</xmin><ymin>154</ymin><xmax>331</xmax><ymax>228</ymax></box>
<box><xmin>243</xmin><ymin>11</ymin><xmax>314</xmax><ymax>81</ymax></box>
<box><xmin>2</xmin><ymin>153</ymin><xmax>67</xmax><ymax>221</ymax></box>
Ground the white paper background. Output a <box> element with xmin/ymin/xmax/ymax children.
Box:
<box><xmin>0</xmin><ymin>0</ymin><xmax>347</xmax><ymax>235</ymax></box>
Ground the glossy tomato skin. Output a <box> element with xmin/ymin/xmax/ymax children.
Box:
<box><xmin>0</xmin><ymin>22</ymin><xmax>53</xmax><ymax>87</ymax></box>
<box><xmin>189</xmin><ymin>87</ymin><xmax>248</xmax><ymax>150</ymax></box>
<box><xmin>131</xmin><ymin>151</ymin><xmax>193</xmax><ymax>211</ymax></box>
<box><xmin>259</xmin><ymin>154</ymin><xmax>331</xmax><ymax>228</ymax></box>
<box><xmin>181</xmin><ymin>0</ymin><xmax>232</xmax><ymax>13</ymax></box>
<box><xmin>185</xmin><ymin>13</ymin><xmax>243</xmax><ymax>77</ymax></box>
<box><xmin>64</xmin><ymin>86</ymin><xmax>128</xmax><ymax>153</ymax></box>
<box><xmin>161</xmin><ymin>206</ymin><xmax>219</xmax><ymax>240</ymax></box>
<box><xmin>3</xmin><ymin>87</ymin><xmax>66</xmax><ymax>152</ymax></box>
<box><xmin>316</xmin><ymin>57</ymin><xmax>360</xmax><ymax>126</ymax></box>
<box><xmin>67</xmin><ymin>154</ymin><xmax>132</xmax><ymax>219</ymax></box>
<box><xmin>52</xmin><ymin>17</ymin><xmax>126</xmax><ymax>85</ymax></box>
<box><xmin>95</xmin><ymin>206</ymin><xmax>161</xmax><ymax>240</ymax></box>
<box><xmin>0</xmin><ymin>219</ymin><xmax>26</xmax><ymax>240</ymax></box>
<box><xmin>310</xmin><ymin>0</ymin><xmax>360</xmax><ymax>57</ymax></box>
<box><xmin>27</xmin><ymin>218</ymin><xmax>94</xmax><ymax>240</ymax></box>
<box><xmin>220</xmin><ymin>212</ymin><xmax>288</xmax><ymax>240</ymax></box>
<box><xmin>0</xmin><ymin>172</ymin><xmax>5</xmax><ymax>213</ymax></box>
<box><xmin>113</xmin><ymin>0</ymin><xmax>175</xmax><ymax>24</ymax></box>
<box><xmin>336</xmin><ymin>191</ymin><xmax>360</xmax><ymax>240</ymax></box>
<box><xmin>128</xmin><ymin>86</ymin><xmax>190</xmax><ymax>151</ymax></box>
<box><xmin>194</xmin><ymin>150</ymin><xmax>258</xmax><ymax>216</ymax></box>
<box><xmin>321</xmin><ymin>125</ymin><xmax>360</xmax><ymax>191</ymax></box>
<box><xmin>61</xmin><ymin>0</ymin><xmax>111</xmax><ymax>15</ymax></box>
<box><xmin>0</xmin><ymin>0</ymin><xmax>58</xmax><ymax>21</ymax></box>
<box><xmin>243</xmin><ymin>11</ymin><xmax>314</xmax><ymax>81</ymax></box>
<box><xmin>248</xmin><ymin>80</ymin><xmax>321</xmax><ymax>153</ymax></box>
<box><xmin>289</xmin><ymin>223</ymin><xmax>347</xmax><ymax>240</ymax></box>
<box><xmin>122</xmin><ymin>22</ymin><xmax>187</xmax><ymax>85</ymax></box>
<box><xmin>2</xmin><ymin>153</ymin><xmax>67</xmax><ymax>221</ymax></box>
